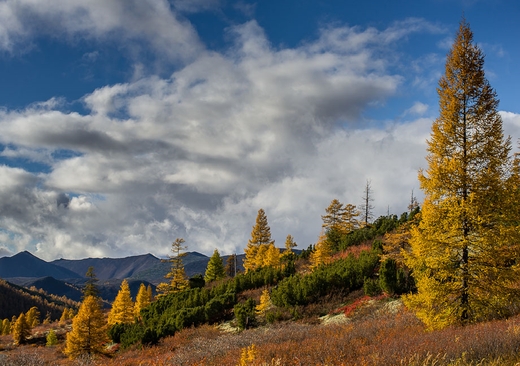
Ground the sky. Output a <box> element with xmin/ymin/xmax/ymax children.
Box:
<box><xmin>0</xmin><ymin>0</ymin><xmax>519</xmax><ymax>261</ymax></box>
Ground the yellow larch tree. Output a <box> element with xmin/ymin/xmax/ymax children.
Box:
<box><xmin>404</xmin><ymin>19</ymin><xmax>520</xmax><ymax>330</ymax></box>
<box><xmin>134</xmin><ymin>283</ymin><xmax>151</xmax><ymax>319</ymax></box>
<box><xmin>310</xmin><ymin>231</ymin><xmax>333</xmax><ymax>270</ymax></box>
<box><xmin>157</xmin><ymin>238</ymin><xmax>190</xmax><ymax>297</ymax></box>
<box><xmin>2</xmin><ymin>319</ymin><xmax>10</xmax><ymax>335</ymax></box>
<box><xmin>108</xmin><ymin>279</ymin><xmax>135</xmax><ymax>326</ymax></box>
<box><xmin>25</xmin><ymin>306</ymin><xmax>40</xmax><ymax>328</ymax></box>
<box><xmin>255</xmin><ymin>288</ymin><xmax>273</xmax><ymax>316</ymax></box>
<box><xmin>243</xmin><ymin>209</ymin><xmax>275</xmax><ymax>273</ymax></box>
<box><xmin>64</xmin><ymin>295</ymin><xmax>107</xmax><ymax>359</ymax></box>
<box><xmin>264</xmin><ymin>243</ymin><xmax>281</xmax><ymax>268</ymax></box>
<box><xmin>283</xmin><ymin>234</ymin><xmax>297</xmax><ymax>254</ymax></box>
<box><xmin>11</xmin><ymin>312</ymin><xmax>30</xmax><ymax>346</ymax></box>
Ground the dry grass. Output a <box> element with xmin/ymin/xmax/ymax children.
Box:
<box><xmin>3</xmin><ymin>300</ymin><xmax>520</xmax><ymax>365</ymax></box>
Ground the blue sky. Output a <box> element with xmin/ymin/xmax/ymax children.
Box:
<box><xmin>0</xmin><ymin>0</ymin><xmax>519</xmax><ymax>260</ymax></box>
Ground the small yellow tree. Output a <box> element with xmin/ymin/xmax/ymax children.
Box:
<box><xmin>283</xmin><ymin>234</ymin><xmax>297</xmax><ymax>254</ymax></box>
<box><xmin>243</xmin><ymin>209</ymin><xmax>274</xmax><ymax>273</ymax></box>
<box><xmin>64</xmin><ymin>295</ymin><xmax>107</xmax><ymax>359</ymax></box>
<box><xmin>108</xmin><ymin>279</ymin><xmax>135</xmax><ymax>326</ymax></box>
<box><xmin>134</xmin><ymin>283</ymin><xmax>151</xmax><ymax>319</ymax></box>
<box><xmin>11</xmin><ymin>313</ymin><xmax>30</xmax><ymax>346</ymax></box>
<box><xmin>310</xmin><ymin>231</ymin><xmax>333</xmax><ymax>270</ymax></box>
<box><xmin>25</xmin><ymin>306</ymin><xmax>40</xmax><ymax>328</ymax></box>
<box><xmin>1</xmin><ymin>319</ymin><xmax>10</xmax><ymax>335</ymax></box>
<box><xmin>255</xmin><ymin>288</ymin><xmax>273</xmax><ymax>316</ymax></box>
<box><xmin>157</xmin><ymin>238</ymin><xmax>190</xmax><ymax>296</ymax></box>
<box><xmin>60</xmin><ymin>308</ymin><xmax>70</xmax><ymax>323</ymax></box>
<box><xmin>46</xmin><ymin>329</ymin><xmax>58</xmax><ymax>346</ymax></box>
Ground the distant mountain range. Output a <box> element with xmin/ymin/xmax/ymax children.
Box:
<box><xmin>0</xmin><ymin>250</ymin><xmax>245</xmax><ymax>303</ymax></box>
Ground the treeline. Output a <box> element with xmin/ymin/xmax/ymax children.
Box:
<box><xmin>0</xmin><ymin>279</ymin><xmax>77</xmax><ymax>320</ymax></box>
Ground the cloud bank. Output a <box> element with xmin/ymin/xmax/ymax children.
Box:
<box><xmin>1</xmin><ymin>3</ymin><xmax>516</xmax><ymax>260</ymax></box>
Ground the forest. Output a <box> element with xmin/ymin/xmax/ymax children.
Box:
<box><xmin>2</xmin><ymin>19</ymin><xmax>520</xmax><ymax>366</ymax></box>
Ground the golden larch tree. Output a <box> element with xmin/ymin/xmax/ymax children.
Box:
<box><xmin>2</xmin><ymin>318</ymin><xmax>10</xmax><ymax>335</ymax></box>
<box><xmin>243</xmin><ymin>209</ymin><xmax>275</xmax><ymax>273</ymax></box>
<box><xmin>404</xmin><ymin>19</ymin><xmax>520</xmax><ymax>329</ymax></box>
<box><xmin>64</xmin><ymin>295</ymin><xmax>107</xmax><ymax>359</ymax></box>
<box><xmin>322</xmin><ymin>199</ymin><xmax>359</xmax><ymax>235</ymax></box>
<box><xmin>25</xmin><ymin>306</ymin><xmax>40</xmax><ymax>328</ymax></box>
<box><xmin>11</xmin><ymin>313</ymin><xmax>30</xmax><ymax>346</ymax></box>
<box><xmin>108</xmin><ymin>279</ymin><xmax>135</xmax><ymax>326</ymax></box>
<box><xmin>310</xmin><ymin>231</ymin><xmax>333</xmax><ymax>270</ymax></box>
<box><xmin>156</xmin><ymin>238</ymin><xmax>190</xmax><ymax>296</ymax></box>
<box><xmin>284</xmin><ymin>234</ymin><xmax>297</xmax><ymax>254</ymax></box>
<box><xmin>134</xmin><ymin>283</ymin><xmax>151</xmax><ymax>319</ymax></box>
<box><xmin>264</xmin><ymin>243</ymin><xmax>281</xmax><ymax>268</ymax></box>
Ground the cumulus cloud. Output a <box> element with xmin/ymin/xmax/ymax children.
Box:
<box><xmin>0</xmin><ymin>18</ymin><xmax>452</xmax><ymax>260</ymax></box>
<box><xmin>0</xmin><ymin>0</ymin><xmax>202</xmax><ymax>62</ymax></box>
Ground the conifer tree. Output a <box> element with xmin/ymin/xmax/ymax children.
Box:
<box><xmin>134</xmin><ymin>283</ymin><xmax>151</xmax><ymax>319</ymax></box>
<box><xmin>264</xmin><ymin>243</ymin><xmax>281</xmax><ymax>268</ymax></box>
<box><xmin>83</xmin><ymin>266</ymin><xmax>100</xmax><ymax>299</ymax></box>
<box><xmin>1</xmin><ymin>319</ymin><xmax>10</xmax><ymax>335</ymax></box>
<box><xmin>46</xmin><ymin>329</ymin><xmax>58</xmax><ymax>346</ymax></box>
<box><xmin>322</xmin><ymin>199</ymin><xmax>359</xmax><ymax>235</ymax></box>
<box><xmin>243</xmin><ymin>209</ymin><xmax>275</xmax><ymax>273</ymax></box>
<box><xmin>12</xmin><ymin>313</ymin><xmax>30</xmax><ymax>346</ymax></box>
<box><xmin>60</xmin><ymin>308</ymin><xmax>70</xmax><ymax>323</ymax></box>
<box><xmin>255</xmin><ymin>288</ymin><xmax>273</xmax><ymax>316</ymax></box>
<box><xmin>404</xmin><ymin>19</ymin><xmax>520</xmax><ymax>329</ymax></box>
<box><xmin>225</xmin><ymin>254</ymin><xmax>238</xmax><ymax>277</ymax></box>
<box><xmin>157</xmin><ymin>238</ymin><xmax>190</xmax><ymax>296</ymax></box>
<box><xmin>284</xmin><ymin>234</ymin><xmax>297</xmax><ymax>254</ymax></box>
<box><xmin>25</xmin><ymin>306</ymin><xmax>40</xmax><ymax>328</ymax></box>
<box><xmin>64</xmin><ymin>295</ymin><xmax>107</xmax><ymax>359</ymax></box>
<box><xmin>108</xmin><ymin>280</ymin><xmax>134</xmax><ymax>326</ymax></box>
<box><xmin>310</xmin><ymin>231</ymin><xmax>333</xmax><ymax>270</ymax></box>
<box><xmin>146</xmin><ymin>284</ymin><xmax>153</xmax><ymax>302</ymax></box>
<box><xmin>204</xmin><ymin>249</ymin><xmax>226</xmax><ymax>283</ymax></box>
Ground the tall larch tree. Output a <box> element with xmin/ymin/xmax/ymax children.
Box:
<box><xmin>25</xmin><ymin>306</ymin><xmax>40</xmax><ymax>328</ymax></box>
<box><xmin>11</xmin><ymin>312</ymin><xmax>30</xmax><ymax>346</ymax></box>
<box><xmin>404</xmin><ymin>19</ymin><xmax>520</xmax><ymax>330</ymax></box>
<box><xmin>134</xmin><ymin>283</ymin><xmax>151</xmax><ymax>319</ymax></box>
<box><xmin>64</xmin><ymin>295</ymin><xmax>107</xmax><ymax>359</ymax></box>
<box><xmin>243</xmin><ymin>209</ymin><xmax>274</xmax><ymax>273</ymax></box>
<box><xmin>157</xmin><ymin>238</ymin><xmax>190</xmax><ymax>296</ymax></box>
<box><xmin>108</xmin><ymin>279</ymin><xmax>134</xmax><ymax>326</ymax></box>
<box><xmin>204</xmin><ymin>249</ymin><xmax>226</xmax><ymax>283</ymax></box>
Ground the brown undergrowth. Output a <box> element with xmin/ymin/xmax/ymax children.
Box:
<box><xmin>3</xmin><ymin>301</ymin><xmax>520</xmax><ymax>365</ymax></box>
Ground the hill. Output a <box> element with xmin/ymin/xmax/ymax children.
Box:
<box><xmin>51</xmin><ymin>253</ymin><xmax>161</xmax><ymax>280</ymax></box>
<box><xmin>0</xmin><ymin>279</ymin><xmax>77</xmax><ymax>320</ymax></box>
<box><xmin>0</xmin><ymin>251</ymin><xmax>82</xmax><ymax>280</ymax></box>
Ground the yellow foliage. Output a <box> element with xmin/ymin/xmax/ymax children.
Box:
<box><xmin>157</xmin><ymin>238</ymin><xmax>190</xmax><ymax>297</ymax></box>
<box><xmin>239</xmin><ymin>344</ymin><xmax>257</xmax><ymax>366</ymax></box>
<box><xmin>134</xmin><ymin>283</ymin><xmax>151</xmax><ymax>319</ymax></box>
<box><xmin>256</xmin><ymin>288</ymin><xmax>273</xmax><ymax>316</ymax></box>
<box><xmin>64</xmin><ymin>295</ymin><xmax>107</xmax><ymax>359</ymax></box>
<box><xmin>310</xmin><ymin>231</ymin><xmax>332</xmax><ymax>270</ymax></box>
<box><xmin>404</xmin><ymin>19</ymin><xmax>520</xmax><ymax>329</ymax></box>
<box><xmin>11</xmin><ymin>312</ymin><xmax>30</xmax><ymax>346</ymax></box>
<box><xmin>108</xmin><ymin>279</ymin><xmax>134</xmax><ymax>326</ymax></box>
<box><xmin>244</xmin><ymin>209</ymin><xmax>275</xmax><ymax>273</ymax></box>
<box><xmin>322</xmin><ymin>199</ymin><xmax>359</xmax><ymax>235</ymax></box>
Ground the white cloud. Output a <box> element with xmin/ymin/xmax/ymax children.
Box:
<box><xmin>0</xmin><ymin>18</ymin><xmax>450</xmax><ymax>260</ymax></box>
<box><xmin>405</xmin><ymin>102</ymin><xmax>429</xmax><ymax>116</ymax></box>
<box><xmin>0</xmin><ymin>0</ymin><xmax>202</xmax><ymax>62</ymax></box>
